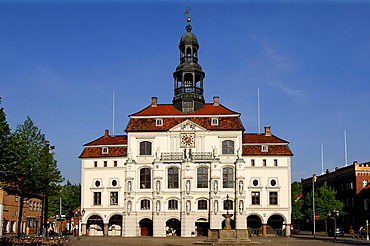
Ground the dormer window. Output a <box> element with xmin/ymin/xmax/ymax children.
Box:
<box><xmin>211</xmin><ymin>118</ymin><xmax>219</xmax><ymax>126</ymax></box>
<box><xmin>156</xmin><ymin>119</ymin><xmax>163</xmax><ymax>126</ymax></box>
<box><xmin>102</xmin><ymin>147</ymin><xmax>109</xmax><ymax>154</ymax></box>
<box><xmin>261</xmin><ymin>145</ymin><xmax>268</xmax><ymax>152</ymax></box>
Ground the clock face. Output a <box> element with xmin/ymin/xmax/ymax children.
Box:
<box><xmin>181</xmin><ymin>133</ymin><xmax>195</xmax><ymax>147</ymax></box>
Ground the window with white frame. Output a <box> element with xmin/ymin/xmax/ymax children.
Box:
<box><xmin>156</xmin><ymin>119</ymin><xmax>163</xmax><ymax>126</ymax></box>
<box><xmin>141</xmin><ymin>199</ymin><xmax>151</xmax><ymax>210</ymax></box>
<box><xmin>269</xmin><ymin>192</ymin><xmax>278</xmax><ymax>205</ymax></box>
<box><xmin>261</xmin><ymin>145</ymin><xmax>268</xmax><ymax>152</ymax></box>
<box><xmin>211</xmin><ymin>118</ymin><xmax>219</xmax><ymax>126</ymax></box>
<box><xmin>93</xmin><ymin>192</ymin><xmax>101</xmax><ymax>205</ymax></box>
<box><xmin>102</xmin><ymin>147</ymin><xmax>109</xmax><ymax>154</ymax></box>
<box><xmin>252</xmin><ymin>192</ymin><xmax>260</xmax><ymax>205</ymax></box>
<box><xmin>110</xmin><ymin>192</ymin><xmax>118</xmax><ymax>205</ymax></box>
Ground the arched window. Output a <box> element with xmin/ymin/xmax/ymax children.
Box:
<box><xmin>223</xmin><ymin>167</ymin><xmax>234</xmax><ymax>188</ymax></box>
<box><xmin>140</xmin><ymin>141</ymin><xmax>152</xmax><ymax>155</ymax></box>
<box><xmin>140</xmin><ymin>168</ymin><xmax>151</xmax><ymax>189</ymax></box>
<box><xmin>168</xmin><ymin>167</ymin><xmax>179</xmax><ymax>188</ymax></box>
<box><xmin>140</xmin><ymin>199</ymin><xmax>150</xmax><ymax>210</ymax></box>
<box><xmin>223</xmin><ymin>200</ymin><xmax>233</xmax><ymax>210</ymax></box>
<box><xmin>198</xmin><ymin>200</ymin><xmax>208</xmax><ymax>210</ymax></box>
<box><xmin>197</xmin><ymin>167</ymin><xmax>208</xmax><ymax>188</ymax></box>
<box><xmin>222</xmin><ymin>140</ymin><xmax>234</xmax><ymax>154</ymax></box>
<box><xmin>168</xmin><ymin>199</ymin><xmax>178</xmax><ymax>210</ymax></box>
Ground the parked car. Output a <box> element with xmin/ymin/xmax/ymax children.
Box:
<box><xmin>329</xmin><ymin>227</ymin><xmax>344</xmax><ymax>236</ymax></box>
<box><xmin>290</xmin><ymin>224</ymin><xmax>300</xmax><ymax>234</ymax></box>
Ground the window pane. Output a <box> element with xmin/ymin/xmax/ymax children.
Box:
<box><xmin>222</xmin><ymin>140</ymin><xmax>234</xmax><ymax>154</ymax></box>
<box><xmin>269</xmin><ymin>192</ymin><xmax>278</xmax><ymax>205</ymax></box>
<box><xmin>140</xmin><ymin>141</ymin><xmax>152</xmax><ymax>155</ymax></box>
<box><xmin>223</xmin><ymin>167</ymin><xmax>234</xmax><ymax>188</ymax></box>
<box><xmin>140</xmin><ymin>168</ymin><xmax>151</xmax><ymax>189</ymax></box>
<box><xmin>197</xmin><ymin>167</ymin><xmax>208</xmax><ymax>188</ymax></box>
<box><xmin>198</xmin><ymin>200</ymin><xmax>207</xmax><ymax>210</ymax></box>
<box><xmin>168</xmin><ymin>167</ymin><xmax>179</xmax><ymax>188</ymax></box>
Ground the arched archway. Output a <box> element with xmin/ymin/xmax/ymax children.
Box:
<box><xmin>139</xmin><ymin>218</ymin><xmax>153</xmax><ymax>236</ymax></box>
<box><xmin>87</xmin><ymin>215</ymin><xmax>103</xmax><ymax>236</ymax></box>
<box><xmin>166</xmin><ymin>219</ymin><xmax>181</xmax><ymax>236</ymax></box>
<box><xmin>247</xmin><ymin>215</ymin><xmax>262</xmax><ymax>236</ymax></box>
<box><xmin>195</xmin><ymin>218</ymin><xmax>209</xmax><ymax>236</ymax></box>
<box><xmin>267</xmin><ymin>214</ymin><xmax>285</xmax><ymax>236</ymax></box>
<box><xmin>108</xmin><ymin>215</ymin><xmax>122</xmax><ymax>236</ymax></box>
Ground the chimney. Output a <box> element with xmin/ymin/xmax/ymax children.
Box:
<box><xmin>213</xmin><ymin>96</ymin><xmax>219</xmax><ymax>106</ymax></box>
<box><xmin>104</xmin><ymin>129</ymin><xmax>109</xmax><ymax>138</ymax></box>
<box><xmin>264</xmin><ymin>126</ymin><xmax>271</xmax><ymax>136</ymax></box>
<box><xmin>151</xmin><ymin>97</ymin><xmax>157</xmax><ymax>107</ymax></box>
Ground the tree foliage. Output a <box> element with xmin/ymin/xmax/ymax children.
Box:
<box><xmin>291</xmin><ymin>181</ymin><xmax>304</xmax><ymax>220</ymax></box>
<box><xmin>303</xmin><ymin>181</ymin><xmax>345</xmax><ymax>220</ymax></box>
<box><xmin>48</xmin><ymin>181</ymin><xmax>81</xmax><ymax>218</ymax></box>
<box><xmin>0</xmin><ymin>115</ymin><xmax>63</xmax><ymax>236</ymax></box>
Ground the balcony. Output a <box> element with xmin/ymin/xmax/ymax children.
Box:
<box><xmin>161</xmin><ymin>152</ymin><xmax>213</xmax><ymax>161</ymax></box>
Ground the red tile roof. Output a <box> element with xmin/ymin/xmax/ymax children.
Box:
<box><xmin>242</xmin><ymin>134</ymin><xmax>289</xmax><ymax>144</ymax></box>
<box><xmin>242</xmin><ymin>144</ymin><xmax>292</xmax><ymax>156</ymax></box>
<box><xmin>79</xmin><ymin>146</ymin><xmax>127</xmax><ymax>158</ymax></box>
<box><xmin>126</xmin><ymin>116</ymin><xmax>244</xmax><ymax>132</ymax></box>
<box><xmin>130</xmin><ymin>103</ymin><xmax>239</xmax><ymax>117</ymax></box>
<box><xmin>83</xmin><ymin>134</ymin><xmax>127</xmax><ymax>146</ymax></box>
<box><xmin>242</xmin><ymin>133</ymin><xmax>293</xmax><ymax>156</ymax></box>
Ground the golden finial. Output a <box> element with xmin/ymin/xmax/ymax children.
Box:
<box><xmin>184</xmin><ymin>4</ymin><xmax>191</xmax><ymax>22</ymax></box>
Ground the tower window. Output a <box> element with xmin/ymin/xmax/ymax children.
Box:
<box><xmin>140</xmin><ymin>141</ymin><xmax>152</xmax><ymax>155</ymax></box>
<box><xmin>183</xmin><ymin>101</ymin><xmax>193</xmax><ymax>108</ymax></box>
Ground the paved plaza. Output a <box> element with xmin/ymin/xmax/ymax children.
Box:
<box><xmin>69</xmin><ymin>231</ymin><xmax>370</xmax><ymax>246</ymax></box>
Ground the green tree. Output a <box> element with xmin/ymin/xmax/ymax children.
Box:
<box><xmin>0</xmin><ymin>116</ymin><xmax>63</xmax><ymax>237</ymax></box>
<box><xmin>48</xmin><ymin>181</ymin><xmax>81</xmax><ymax>218</ymax></box>
<box><xmin>291</xmin><ymin>181</ymin><xmax>304</xmax><ymax>220</ymax></box>
<box><xmin>0</xmin><ymin>106</ymin><xmax>12</xmax><ymax>170</ymax></box>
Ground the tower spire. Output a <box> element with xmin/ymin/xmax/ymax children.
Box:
<box><xmin>173</xmin><ymin>6</ymin><xmax>205</xmax><ymax>113</ymax></box>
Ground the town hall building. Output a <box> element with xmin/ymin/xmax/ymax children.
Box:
<box><xmin>79</xmin><ymin>14</ymin><xmax>293</xmax><ymax>238</ymax></box>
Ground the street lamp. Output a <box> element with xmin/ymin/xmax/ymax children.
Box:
<box><xmin>328</xmin><ymin>208</ymin><xmax>340</xmax><ymax>243</ymax></box>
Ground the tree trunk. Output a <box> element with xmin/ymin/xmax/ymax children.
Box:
<box><xmin>17</xmin><ymin>195</ymin><xmax>24</xmax><ymax>237</ymax></box>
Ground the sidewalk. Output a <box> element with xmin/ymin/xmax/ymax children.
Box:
<box><xmin>69</xmin><ymin>233</ymin><xmax>370</xmax><ymax>246</ymax></box>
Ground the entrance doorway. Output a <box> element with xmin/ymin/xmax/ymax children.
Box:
<box><xmin>139</xmin><ymin>219</ymin><xmax>153</xmax><ymax>236</ymax></box>
<box><xmin>166</xmin><ymin>219</ymin><xmax>181</xmax><ymax>236</ymax></box>
<box><xmin>195</xmin><ymin>218</ymin><xmax>209</xmax><ymax>236</ymax></box>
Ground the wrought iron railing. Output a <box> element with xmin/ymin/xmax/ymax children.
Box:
<box><xmin>161</xmin><ymin>152</ymin><xmax>183</xmax><ymax>161</ymax></box>
<box><xmin>161</xmin><ymin>152</ymin><xmax>213</xmax><ymax>161</ymax></box>
<box><xmin>192</xmin><ymin>152</ymin><xmax>213</xmax><ymax>160</ymax></box>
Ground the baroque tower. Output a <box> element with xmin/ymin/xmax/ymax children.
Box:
<box><xmin>172</xmin><ymin>11</ymin><xmax>205</xmax><ymax>113</ymax></box>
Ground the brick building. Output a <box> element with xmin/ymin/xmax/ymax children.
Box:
<box><xmin>301</xmin><ymin>161</ymin><xmax>370</xmax><ymax>231</ymax></box>
<box><xmin>0</xmin><ymin>188</ymin><xmax>43</xmax><ymax>236</ymax></box>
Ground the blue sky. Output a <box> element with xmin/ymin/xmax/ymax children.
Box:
<box><xmin>1</xmin><ymin>0</ymin><xmax>369</xmax><ymax>184</ymax></box>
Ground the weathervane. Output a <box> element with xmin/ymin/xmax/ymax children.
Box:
<box><xmin>184</xmin><ymin>4</ymin><xmax>191</xmax><ymax>22</ymax></box>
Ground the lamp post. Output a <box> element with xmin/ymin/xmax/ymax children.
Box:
<box><xmin>328</xmin><ymin>208</ymin><xmax>340</xmax><ymax>243</ymax></box>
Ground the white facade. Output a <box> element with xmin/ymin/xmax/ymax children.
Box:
<box><xmin>79</xmin><ymin>16</ymin><xmax>292</xmax><ymax>238</ymax></box>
